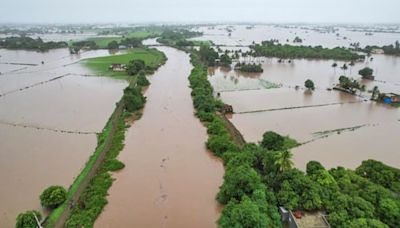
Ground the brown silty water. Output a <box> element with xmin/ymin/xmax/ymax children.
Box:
<box><xmin>0</xmin><ymin>48</ymin><xmax>127</xmax><ymax>227</ymax></box>
<box><xmin>95</xmin><ymin>46</ymin><xmax>223</xmax><ymax>228</ymax></box>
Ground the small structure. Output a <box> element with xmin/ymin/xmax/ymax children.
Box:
<box><xmin>109</xmin><ymin>63</ymin><xmax>126</xmax><ymax>72</ymax></box>
<box><xmin>222</xmin><ymin>104</ymin><xmax>233</xmax><ymax>114</ymax></box>
<box><xmin>279</xmin><ymin>207</ymin><xmax>330</xmax><ymax>228</ymax></box>
<box><xmin>380</xmin><ymin>93</ymin><xmax>400</xmax><ymax>104</ymax></box>
<box><xmin>118</xmin><ymin>45</ymin><xmax>127</xmax><ymax>49</ymax></box>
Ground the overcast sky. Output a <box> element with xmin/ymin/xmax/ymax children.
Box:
<box><xmin>1</xmin><ymin>0</ymin><xmax>400</xmax><ymax>24</ymax></box>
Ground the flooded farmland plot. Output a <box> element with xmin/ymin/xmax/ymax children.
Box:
<box><xmin>0</xmin><ymin>48</ymin><xmax>127</xmax><ymax>227</ymax></box>
<box><xmin>211</xmin><ymin>62</ymin><xmax>400</xmax><ymax>171</ymax></box>
<box><xmin>205</xmin><ymin>24</ymin><xmax>400</xmax><ymax>171</ymax></box>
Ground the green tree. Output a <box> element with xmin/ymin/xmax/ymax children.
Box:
<box><xmin>304</xmin><ymin>79</ymin><xmax>315</xmax><ymax>90</ymax></box>
<box><xmin>107</xmin><ymin>40</ymin><xmax>119</xmax><ymax>49</ymax></box>
<box><xmin>306</xmin><ymin>161</ymin><xmax>324</xmax><ymax>175</ymax></box>
<box><xmin>276</xmin><ymin>180</ymin><xmax>299</xmax><ymax>210</ymax></box>
<box><xmin>127</xmin><ymin>59</ymin><xmax>146</xmax><ymax>76</ymax></box>
<box><xmin>260</xmin><ymin>131</ymin><xmax>284</xmax><ymax>151</ymax></box>
<box><xmin>343</xmin><ymin>218</ymin><xmax>389</xmax><ymax>228</ymax></box>
<box><xmin>274</xmin><ymin>150</ymin><xmax>294</xmax><ymax>173</ymax></box>
<box><xmin>40</xmin><ymin>185</ymin><xmax>67</xmax><ymax>208</ymax></box>
<box><xmin>16</xmin><ymin>210</ymin><xmax>42</xmax><ymax>228</ymax></box>
<box><xmin>220</xmin><ymin>53</ymin><xmax>232</xmax><ymax>67</ymax></box>
<box><xmin>359</xmin><ymin>67</ymin><xmax>374</xmax><ymax>79</ymax></box>
<box><xmin>217</xmin><ymin>165</ymin><xmax>264</xmax><ymax>204</ymax></box>
<box><xmin>218</xmin><ymin>197</ymin><xmax>271</xmax><ymax>228</ymax></box>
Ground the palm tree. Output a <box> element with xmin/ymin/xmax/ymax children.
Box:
<box><xmin>274</xmin><ymin>150</ymin><xmax>294</xmax><ymax>173</ymax></box>
<box><xmin>332</xmin><ymin>62</ymin><xmax>338</xmax><ymax>73</ymax></box>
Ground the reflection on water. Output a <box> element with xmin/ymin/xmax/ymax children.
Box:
<box><xmin>0</xmin><ymin>48</ymin><xmax>127</xmax><ymax>227</ymax></box>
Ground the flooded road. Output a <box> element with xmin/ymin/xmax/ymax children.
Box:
<box><xmin>95</xmin><ymin>46</ymin><xmax>224</xmax><ymax>228</ymax></box>
<box><xmin>0</xmin><ymin>48</ymin><xmax>127</xmax><ymax>227</ymax></box>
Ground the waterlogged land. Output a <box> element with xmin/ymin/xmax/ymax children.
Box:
<box><xmin>96</xmin><ymin>45</ymin><xmax>223</xmax><ymax>227</ymax></box>
<box><xmin>0</xmin><ymin>48</ymin><xmax>128</xmax><ymax>227</ymax></box>
<box><xmin>205</xmin><ymin>25</ymin><xmax>400</xmax><ymax>170</ymax></box>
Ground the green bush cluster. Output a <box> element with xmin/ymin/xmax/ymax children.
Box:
<box><xmin>65</xmin><ymin>112</ymin><xmax>128</xmax><ymax>227</ymax></box>
<box><xmin>251</xmin><ymin>42</ymin><xmax>364</xmax><ymax>61</ymax></box>
<box><xmin>123</xmin><ymin>86</ymin><xmax>146</xmax><ymax>113</ymax></box>
<box><xmin>0</xmin><ymin>36</ymin><xmax>68</xmax><ymax>51</ymax></box>
<box><xmin>16</xmin><ymin>210</ymin><xmax>42</xmax><ymax>228</ymax></box>
<box><xmin>235</xmin><ymin>62</ymin><xmax>263</xmax><ymax>73</ymax></box>
<box><xmin>40</xmin><ymin>186</ymin><xmax>67</xmax><ymax>208</ymax></box>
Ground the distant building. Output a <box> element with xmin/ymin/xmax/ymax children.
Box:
<box><xmin>109</xmin><ymin>63</ymin><xmax>126</xmax><ymax>72</ymax></box>
<box><xmin>279</xmin><ymin>207</ymin><xmax>330</xmax><ymax>228</ymax></box>
<box><xmin>118</xmin><ymin>45</ymin><xmax>127</xmax><ymax>49</ymax></box>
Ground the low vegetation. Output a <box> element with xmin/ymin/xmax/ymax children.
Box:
<box><xmin>84</xmin><ymin>48</ymin><xmax>166</xmax><ymax>76</ymax></box>
<box><xmin>16</xmin><ymin>210</ymin><xmax>42</xmax><ymax>228</ymax></box>
<box><xmin>337</xmin><ymin>75</ymin><xmax>365</xmax><ymax>94</ymax></box>
<box><xmin>234</xmin><ymin>62</ymin><xmax>263</xmax><ymax>73</ymax></box>
<box><xmin>0</xmin><ymin>36</ymin><xmax>68</xmax><ymax>51</ymax></box>
<box><xmin>251</xmin><ymin>40</ymin><xmax>364</xmax><ymax>61</ymax></box>
<box><xmin>365</xmin><ymin>41</ymin><xmax>400</xmax><ymax>56</ymax></box>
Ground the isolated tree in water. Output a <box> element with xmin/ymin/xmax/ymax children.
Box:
<box><xmin>305</xmin><ymin>79</ymin><xmax>315</xmax><ymax>91</ymax></box>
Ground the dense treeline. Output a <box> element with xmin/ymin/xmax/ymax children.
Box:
<box><xmin>234</xmin><ymin>62</ymin><xmax>263</xmax><ymax>73</ymax></box>
<box><xmin>365</xmin><ymin>41</ymin><xmax>400</xmax><ymax>55</ymax></box>
<box><xmin>0</xmin><ymin>36</ymin><xmax>68</xmax><ymax>51</ymax></box>
<box><xmin>251</xmin><ymin>41</ymin><xmax>364</xmax><ymax>61</ymax></box>
<box><xmin>70</xmin><ymin>41</ymin><xmax>98</xmax><ymax>53</ymax></box>
<box><xmin>157</xmin><ymin>30</ymin><xmax>202</xmax><ymax>46</ymax></box>
<box><xmin>107</xmin><ymin>37</ymin><xmax>142</xmax><ymax>50</ymax></box>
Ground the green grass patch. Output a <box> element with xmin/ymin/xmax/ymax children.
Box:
<box><xmin>83</xmin><ymin>48</ymin><xmax>166</xmax><ymax>76</ymax></box>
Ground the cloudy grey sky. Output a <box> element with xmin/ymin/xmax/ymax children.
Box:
<box><xmin>1</xmin><ymin>0</ymin><xmax>400</xmax><ymax>24</ymax></box>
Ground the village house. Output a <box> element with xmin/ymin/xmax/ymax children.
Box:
<box><xmin>109</xmin><ymin>63</ymin><xmax>127</xmax><ymax>72</ymax></box>
<box><xmin>279</xmin><ymin>207</ymin><xmax>330</xmax><ymax>228</ymax></box>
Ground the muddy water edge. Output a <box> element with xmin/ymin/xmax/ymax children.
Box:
<box><xmin>95</xmin><ymin>46</ymin><xmax>224</xmax><ymax>227</ymax></box>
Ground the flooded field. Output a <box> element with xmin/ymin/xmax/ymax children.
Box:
<box><xmin>209</xmin><ymin>54</ymin><xmax>400</xmax><ymax>94</ymax></box>
<box><xmin>0</xmin><ymin>48</ymin><xmax>127</xmax><ymax>227</ymax></box>
<box><xmin>205</xmin><ymin>25</ymin><xmax>400</xmax><ymax>171</ymax></box>
<box><xmin>192</xmin><ymin>24</ymin><xmax>400</xmax><ymax>48</ymax></box>
<box><xmin>96</xmin><ymin>46</ymin><xmax>223</xmax><ymax>228</ymax></box>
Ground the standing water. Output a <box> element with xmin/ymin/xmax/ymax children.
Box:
<box><xmin>95</xmin><ymin>45</ymin><xmax>223</xmax><ymax>227</ymax></box>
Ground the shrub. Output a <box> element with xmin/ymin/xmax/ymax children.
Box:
<box><xmin>16</xmin><ymin>210</ymin><xmax>42</xmax><ymax>228</ymax></box>
<box><xmin>40</xmin><ymin>186</ymin><xmax>67</xmax><ymax>208</ymax></box>
<box><xmin>260</xmin><ymin>131</ymin><xmax>285</xmax><ymax>151</ymax></box>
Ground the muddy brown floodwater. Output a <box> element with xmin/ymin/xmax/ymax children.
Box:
<box><xmin>95</xmin><ymin>46</ymin><xmax>224</xmax><ymax>228</ymax></box>
<box><xmin>0</xmin><ymin>48</ymin><xmax>127</xmax><ymax>227</ymax></box>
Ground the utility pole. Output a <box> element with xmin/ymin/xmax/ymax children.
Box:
<box><xmin>33</xmin><ymin>212</ymin><xmax>43</xmax><ymax>228</ymax></box>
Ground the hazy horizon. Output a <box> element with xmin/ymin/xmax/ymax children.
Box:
<box><xmin>1</xmin><ymin>0</ymin><xmax>400</xmax><ymax>24</ymax></box>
